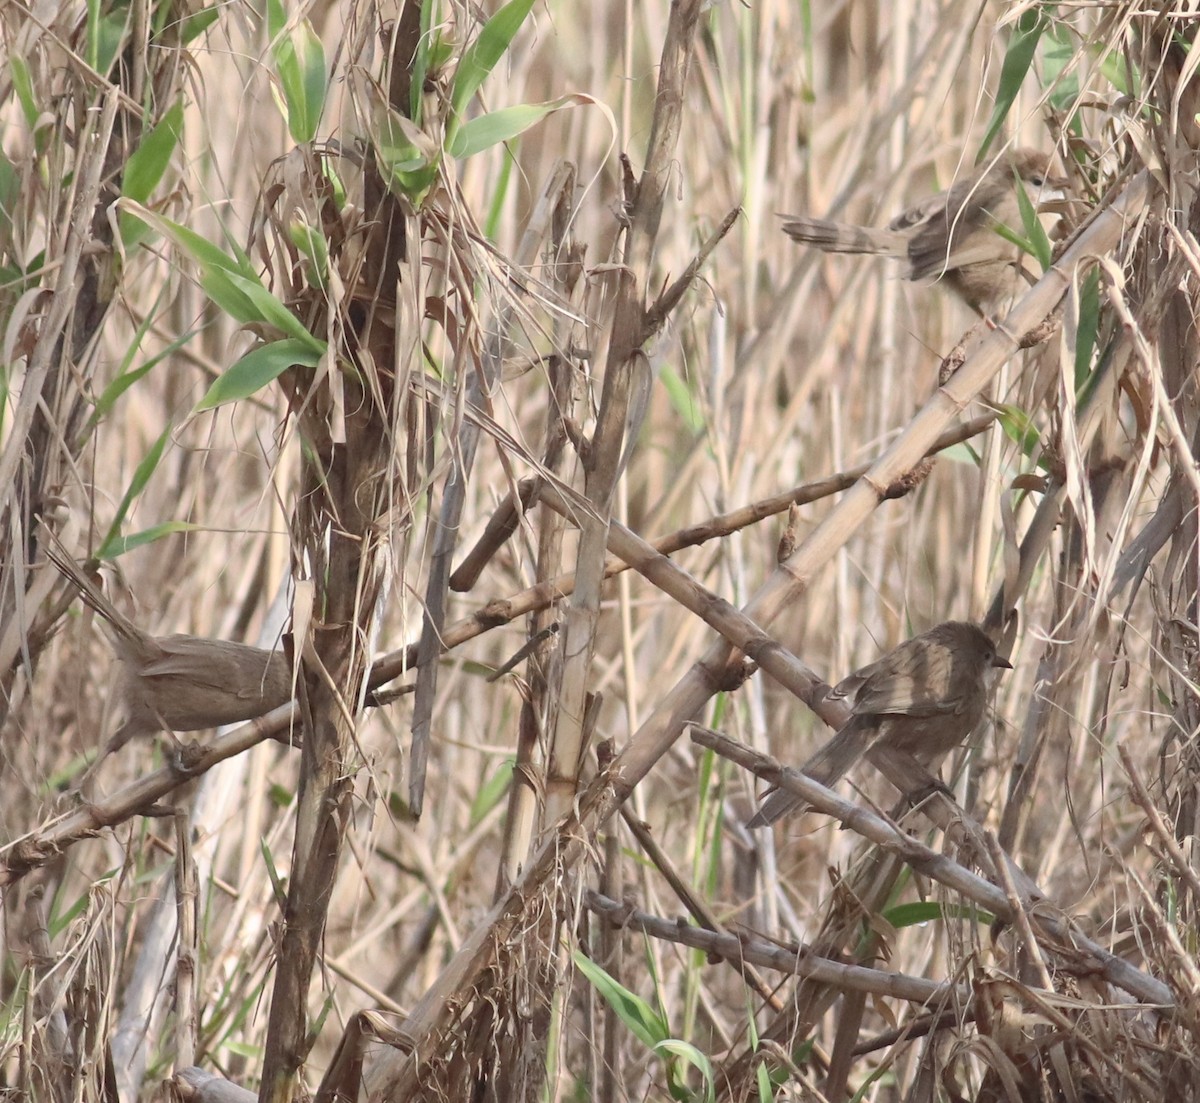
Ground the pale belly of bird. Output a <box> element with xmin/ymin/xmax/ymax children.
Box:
<box><xmin>943</xmin><ymin>256</ymin><xmax>1028</xmax><ymax>315</ymax></box>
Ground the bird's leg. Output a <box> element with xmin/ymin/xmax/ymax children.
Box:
<box><xmin>907</xmin><ymin>777</ymin><xmax>956</xmax><ymax>808</ymax></box>
<box><xmin>894</xmin><ymin>755</ymin><xmax>956</xmax><ymax>809</ymax></box>
<box><xmin>168</xmin><ymin>736</ymin><xmax>208</xmax><ymax>778</ymax></box>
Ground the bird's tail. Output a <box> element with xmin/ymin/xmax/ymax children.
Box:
<box><xmin>46</xmin><ymin>542</ymin><xmax>141</xmax><ymax>647</ymax></box>
<box><xmin>780</xmin><ymin>216</ymin><xmax>909</xmax><ymax>258</ymax></box>
<box><xmin>747</xmin><ymin>717</ymin><xmax>873</xmax><ymax>827</ymax></box>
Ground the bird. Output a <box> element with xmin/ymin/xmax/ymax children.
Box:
<box><xmin>781</xmin><ymin>148</ymin><xmax>1067</xmax><ymax>315</ymax></box>
<box><xmin>748</xmin><ymin>621</ymin><xmax>1011</xmax><ymax>827</ymax></box>
<box><xmin>48</xmin><ymin>544</ymin><xmax>292</xmax><ymax>764</ymax></box>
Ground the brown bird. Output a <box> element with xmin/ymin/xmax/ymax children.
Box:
<box><xmin>48</xmin><ymin>545</ymin><xmax>292</xmax><ymax>763</ymax></box>
<box><xmin>748</xmin><ymin>621</ymin><xmax>1011</xmax><ymax>827</ymax></box>
<box><xmin>781</xmin><ymin>148</ymin><xmax>1066</xmax><ymax>315</ymax></box>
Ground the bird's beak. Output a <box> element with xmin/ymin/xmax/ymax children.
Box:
<box><xmin>993</xmin><ymin>655</ymin><xmax>1014</xmax><ymax>670</ymax></box>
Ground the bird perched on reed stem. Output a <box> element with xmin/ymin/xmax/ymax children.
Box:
<box><xmin>749</xmin><ymin>621</ymin><xmax>1011</xmax><ymax>827</ymax></box>
<box><xmin>48</xmin><ymin>545</ymin><xmax>292</xmax><ymax>765</ymax></box>
<box><xmin>781</xmin><ymin>148</ymin><xmax>1066</xmax><ymax>316</ymax></box>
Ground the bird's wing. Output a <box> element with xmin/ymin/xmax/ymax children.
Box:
<box><xmin>890</xmin><ymin>164</ymin><xmax>1019</xmax><ymax>281</ymax></box>
<box><xmin>907</xmin><ymin>217</ymin><xmax>1019</xmax><ymax>283</ymax></box>
<box><xmin>827</xmin><ymin>664</ymin><xmax>872</xmax><ymax>702</ymax></box>
<box><xmin>848</xmin><ymin>638</ymin><xmax>968</xmax><ymax>717</ymax></box>
<box><xmin>137</xmin><ymin>654</ymin><xmax>217</xmax><ymax>683</ymax></box>
<box><xmin>887</xmin><ymin>160</ymin><xmax>999</xmax><ymax>235</ymax></box>
<box><xmin>143</xmin><ymin>636</ymin><xmax>272</xmax><ymax>699</ymax></box>
<box><xmin>886</xmin><ymin>188</ymin><xmax>953</xmax><ymax>233</ymax></box>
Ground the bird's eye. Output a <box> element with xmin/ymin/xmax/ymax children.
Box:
<box><xmin>1030</xmin><ymin>174</ymin><xmax>1045</xmax><ymax>187</ymax></box>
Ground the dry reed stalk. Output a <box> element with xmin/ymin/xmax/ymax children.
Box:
<box><xmin>10</xmin><ymin>2</ymin><xmax>1200</xmax><ymax>1101</ymax></box>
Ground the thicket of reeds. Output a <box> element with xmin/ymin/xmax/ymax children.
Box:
<box><xmin>2</xmin><ymin>0</ymin><xmax>1198</xmax><ymax>1100</ymax></box>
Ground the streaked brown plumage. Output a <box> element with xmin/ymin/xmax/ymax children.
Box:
<box><xmin>749</xmin><ymin>621</ymin><xmax>1011</xmax><ymax>827</ymax></box>
<box><xmin>49</xmin><ymin>546</ymin><xmax>291</xmax><ymax>759</ymax></box>
<box><xmin>781</xmin><ymin>148</ymin><xmax>1065</xmax><ymax>314</ymax></box>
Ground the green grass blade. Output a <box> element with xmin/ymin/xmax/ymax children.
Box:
<box><xmin>979</xmin><ymin>8</ymin><xmax>1048</xmax><ymax>156</ymax></box>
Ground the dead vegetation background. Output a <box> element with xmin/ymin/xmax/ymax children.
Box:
<box><xmin>1</xmin><ymin>0</ymin><xmax>1198</xmax><ymax>1100</ymax></box>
